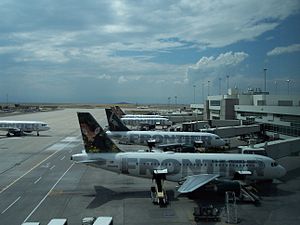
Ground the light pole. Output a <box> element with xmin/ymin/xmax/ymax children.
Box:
<box><xmin>207</xmin><ymin>81</ymin><xmax>210</xmax><ymax>96</ymax></box>
<box><xmin>286</xmin><ymin>79</ymin><xmax>291</xmax><ymax>95</ymax></box>
<box><xmin>175</xmin><ymin>96</ymin><xmax>177</xmax><ymax>108</ymax></box>
<box><xmin>168</xmin><ymin>97</ymin><xmax>171</xmax><ymax>109</ymax></box>
<box><xmin>202</xmin><ymin>82</ymin><xmax>204</xmax><ymax>103</ymax></box>
<box><xmin>226</xmin><ymin>75</ymin><xmax>229</xmax><ymax>93</ymax></box>
<box><xmin>219</xmin><ymin>77</ymin><xmax>222</xmax><ymax>95</ymax></box>
<box><xmin>193</xmin><ymin>85</ymin><xmax>196</xmax><ymax>104</ymax></box>
<box><xmin>274</xmin><ymin>80</ymin><xmax>278</xmax><ymax>95</ymax></box>
<box><xmin>264</xmin><ymin>68</ymin><xmax>267</xmax><ymax>92</ymax></box>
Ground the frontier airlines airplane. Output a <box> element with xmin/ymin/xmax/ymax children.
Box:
<box><xmin>112</xmin><ymin>106</ymin><xmax>171</xmax><ymax>126</ymax></box>
<box><xmin>0</xmin><ymin>120</ymin><xmax>50</xmax><ymax>136</ymax></box>
<box><xmin>105</xmin><ymin>108</ymin><xmax>225</xmax><ymax>148</ymax></box>
<box><xmin>71</xmin><ymin>112</ymin><xmax>286</xmax><ymax>205</ymax></box>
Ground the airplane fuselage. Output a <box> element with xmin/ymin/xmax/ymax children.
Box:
<box><xmin>120</xmin><ymin>117</ymin><xmax>171</xmax><ymax>126</ymax></box>
<box><xmin>72</xmin><ymin>152</ymin><xmax>286</xmax><ymax>182</ymax></box>
<box><xmin>0</xmin><ymin>120</ymin><xmax>50</xmax><ymax>135</ymax></box>
<box><xmin>106</xmin><ymin>130</ymin><xmax>225</xmax><ymax>147</ymax></box>
<box><xmin>122</xmin><ymin>115</ymin><xmax>166</xmax><ymax>118</ymax></box>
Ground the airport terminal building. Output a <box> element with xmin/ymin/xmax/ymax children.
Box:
<box><xmin>196</xmin><ymin>89</ymin><xmax>300</xmax><ymax>138</ymax></box>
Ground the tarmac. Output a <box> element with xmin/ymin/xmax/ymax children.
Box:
<box><xmin>0</xmin><ymin>108</ymin><xmax>299</xmax><ymax>225</ymax></box>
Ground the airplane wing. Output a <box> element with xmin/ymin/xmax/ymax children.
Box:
<box><xmin>177</xmin><ymin>174</ymin><xmax>220</xmax><ymax>193</ymax></box>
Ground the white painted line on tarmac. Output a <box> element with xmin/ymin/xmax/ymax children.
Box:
<box><xmin>1</xmin><ymin>196</ymin><xmax>21</xmax><ymax>214</ymax></box>
<box><xmin>34</xmin><ymin>177</ymin><xmax>42</xmax><ymax>184</ymax></box>
<box><xmin>61</xmin><ymin>136</ymin><xmax>80</xmax><ymax>142</ymax></box>
<box><xmin>0</xmin><ymin>150</ymin><xmax>59</xmax><ymax>194</ymax></box>
<box><xmin>60</xmin><ymin>156</ymin><xmax>65</xmax><ymax>160</ymax></box>
<box><xmin>23</xmin><ymin>163</ymin><xmax>75</xmax><ymax>223</ymax></box>
<box><xmin>50</xmin><ymin>165</ymin><xmax>56</xmax><ymax>170</ymax></box>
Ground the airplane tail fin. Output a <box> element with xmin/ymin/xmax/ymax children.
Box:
<box><xmin>77</xmin><ymin>112</ymin><xmax>122</xmax><ymax>153</ymax></box>
<box><xmin>105</xmin><ymin>108</ymin><xmax>131</xmax><ymax>131</ymax></box>
<box><xmin>113</xmin><ymin>106</ymin><xmax>126</xmax><ymax>117</ymax></box>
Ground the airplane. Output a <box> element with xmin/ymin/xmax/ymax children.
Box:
<box><xmin>71</xmin><ymin>112</ymin><xmax>286</xmax><ymax>205</ymax></box>
<box><xmin>0</xmin><ymin>120</ymin><xmax>50</xmax><ymax>137</ymax></box>
<box><xmin>105</xmin><ymin>108</ymin><xmax>225</xmax><ymax>148</ymax></box>
<box><xmin>113</xmin><ymin>106</ymin><xmax>165</xmax><ymax>118</ymax></box>
<box><xmin>112</xmin><ymin>106</ymin><xmax>171</xmax><ymax>127</ymax></box>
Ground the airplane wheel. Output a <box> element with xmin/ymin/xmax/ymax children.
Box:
<box><xmin>6</xmin><ymin>133</ymin><xmax>11</xmax><ymax>137</ymax></box>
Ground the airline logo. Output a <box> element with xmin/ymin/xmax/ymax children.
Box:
<box><xmin>121</xmin><ymin>157</ymin><xmax>265</xmax><ymax>177</ymax></box>
<box><xmin>111</xmin><ymin>133</ymin><xmax>213</xmax><ymax>145</ymax></box>
<box><xmin>78</xmin><ymin>112</ymin><xmax>120</xmax><ymax>153</ymax></box>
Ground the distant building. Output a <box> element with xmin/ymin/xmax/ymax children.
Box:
<box><xmin>192</xmin><ymin>88</ymin><xmax>300</xmax><ymax>137</ymax></box>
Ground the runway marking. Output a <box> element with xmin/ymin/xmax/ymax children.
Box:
<box><xmin>34</xmin><ymin>177</ymin><xmax>42</xmax><ymax>184</ymax></box>
<box><xmin>41</xmin><ymin>162</ymin><xmax>50</xmax><ymax>168</ymax></box>
<box><xmin>50</xmin><ymin>165</ymin><xmax>56</xmax><ymax>170</ymax></box>
<box><xmin>60</xmin><ymin>156</ymin><xmax>65</xmax><ymax>160</ymax></box>
<box><xmin>23</xmin><ymin>163</ymin><xmax>75</xmax><ymax>223</ymax></box>
<box><xmin>1</xmin><ymin>196</ymin><xmax>21</xmax><ymax>214</ymax></box>
<box><xmin>0</xmin><ymin>150</ymin><xmax>59</xmax><ymax>194</ymax></box>
<box><xmin>68</xmin><ymin>149</ymin><xmax>73</xmax><ymax>153</ymax></box>
<box><xmin>0</xmin><ymin>135</ymin><xmax>79</xmax><ymax>194</ymax></box>
<box><xmin>61</xmin><ymin>136</ymin><xmax>80</xmax><ymax>142</ymax></box>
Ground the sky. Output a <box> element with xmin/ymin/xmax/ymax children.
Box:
<box><xmin>0</xmin><ymin>0</ymin><xmax>300</xmax><ymax>104</ymax></box>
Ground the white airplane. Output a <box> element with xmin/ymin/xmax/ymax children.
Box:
<box><xmin>0</xmin><ymin>120</ymin><xmax>50</xmax><ymax>137</ymax></box>
<box><xmin>105</xmin><ymin>108</ymin><xmax>225</xmax><ymax>148</ymax></box>
<box><xmin>113</xmin><ymin>106</ymin><xmax>165</xmax><ymax>118</ymax></box>
<box><xmin>71</xmin><ymin>112</ymin><xmax>286</xmax><ymax>205</ymax></box>
<box><xmin>112</xmin><ymin>106</ymin><xmax>171</xmax><ymax>126</ymax></box>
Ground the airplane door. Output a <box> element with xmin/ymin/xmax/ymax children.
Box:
<box><xmin>121</xmin><ymin>157</ymin><xmax>129</xmax><ymax>174</ymax></box>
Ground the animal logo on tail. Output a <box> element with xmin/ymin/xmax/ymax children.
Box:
<box><xmin>77</xmin><ymin>112</ymin><xmax>121</xmax><ymax>153</ymax></box>
<box><xmin>105</xmin><ymin>108</ymin><xmax>130</xmax><ymax>131</ymax></box>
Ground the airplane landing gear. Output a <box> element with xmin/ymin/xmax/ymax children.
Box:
<box><xmin>150</xmin><ymin>170</ymin><xmax>168</xmax><ymax>207</ymax></box>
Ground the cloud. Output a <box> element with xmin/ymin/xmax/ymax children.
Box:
<box><xmin>1</xmin><ymin>1</ymin><xmax>299</xmax><ymax>55</ymax></box>
<box><xmin>187</xmin><ymin>51</ymin><xmax>249</xmax><ymax>81</ymax></box>
<box><xmin>267</xmin><ymin>44</ymin><xmax>300</xmax><ymax>56</ymax></box>
<box><xmin>117</xmin><ymin>75</ymin><xmax>142</xmax><ymax>84</ymax></box>
<box><xmin>97</xmin><ymin>74</ymin><xmax>111</xmax><ymax>80</ymax></box>
<box><xmin>118</xmin><ymin>76</ymin><xmax>127</xmax><ymax>84</ymax></box>
<box><xmin>186</xmin><ymin>51</ymin><xmax>249</xmax><ymax>95</ymax></box>
<box><xmin>0</xmin><ymin>0</ymin><xmax>299</xmax><ymax>102</ymax></box>
<box><xmin>190</xmin><ymin>52</ymin><xmax>249</xmax><ymax>70</ymax></box>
